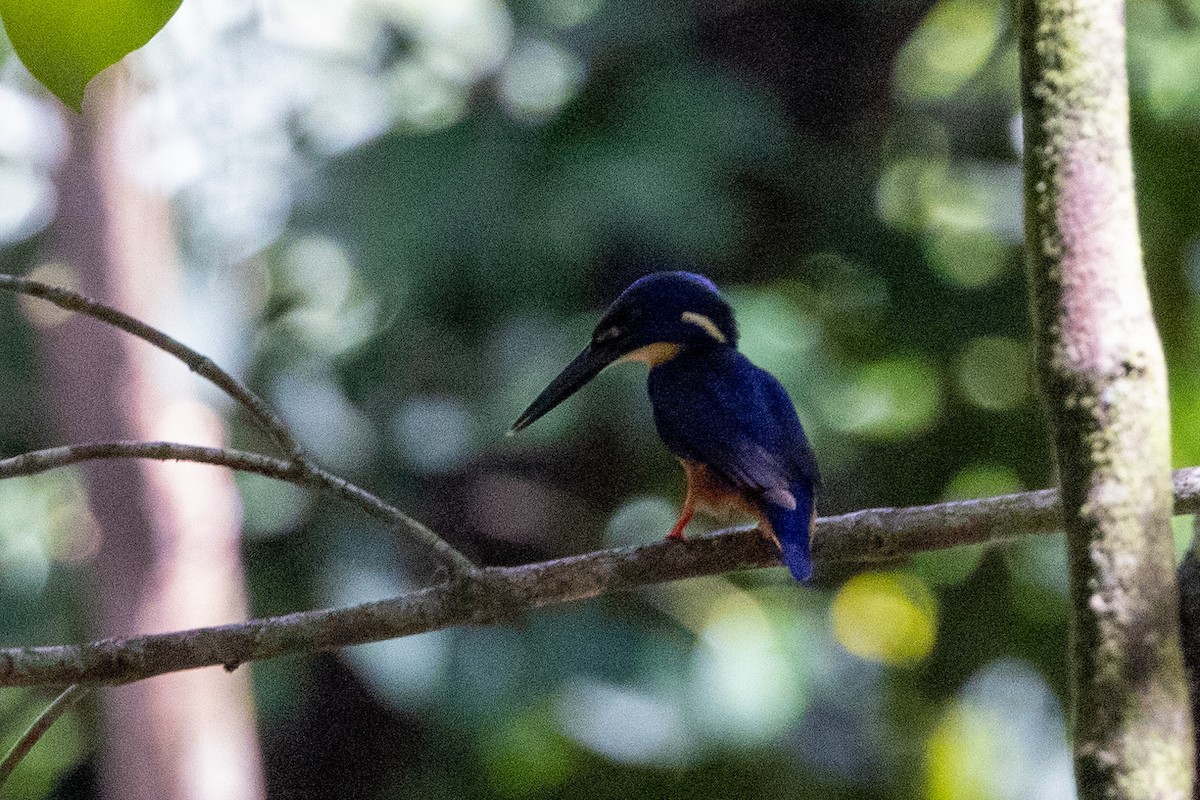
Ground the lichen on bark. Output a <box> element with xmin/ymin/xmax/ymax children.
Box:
<box><xmin>1017</xmin><ymin>0</ymin><xmax>1194</xmax><ymax>794</ymax></box>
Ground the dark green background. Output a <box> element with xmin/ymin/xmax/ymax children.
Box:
<box><xmin>2</xmin><ymin>0</ymin><xmax>1199</xmax><ymax>796</ymax></box>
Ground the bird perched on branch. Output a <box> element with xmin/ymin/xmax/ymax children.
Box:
<box><xmin>509</xmin><ymin>271</ymin><xmax>821</xmax><ymax>582</ymax></box>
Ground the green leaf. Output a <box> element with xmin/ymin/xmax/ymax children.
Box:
<box><xmin>0</xmin><ymin>0</ymin><xmax>181</xmax><ymax>109</ymax></box>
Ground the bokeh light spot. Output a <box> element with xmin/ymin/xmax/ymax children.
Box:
<box><xmin>557</xmin><ymin>680</ymin><xmax>694</xmax><ymax>765</ymax></box>
<box><xmin>924</xmin><ymin>168</ymin><xmax>1005</xmax><ymax>233</ymax></box>
<box><xmin>606</xmin><ymin>496</ymin><xmax>678</xmax><ymax>547</ymax></box>
<box><xmin>261</xmin><ymin>0</ymin><xmax>366</xmax><ymax>54</ymax></box>
<box><xmin>928</xmin><ymin>659</ymin><xmax>1073</xmax><ymax>800</ymax></box>
<box><xmin>485</xmin><ymin>710</ymin><xmax>575</xmax><ymax>797</ymax></box>
<box><xmin>392</xmin><ymin>395</ymin><xmax>477</xmax><ymax>474</ymax></box>
<box><xmin>277</xmin><ymin>235</ymin><xmax>380</xmax><ymax>355</ymax></box>
<box><xmin>877</xmin><ymin>155</ymin><xmax>948</xmax><ymax>230</ymax></box>
<box><xmin>1129</xmin><ymin>19</ymin><xmax>1200</xmax><ymax>123</ymax></box>
<box><xmin>299</xmin><ymin>68</ymin><xmax>393</xmax><ymax>154</ymax></box>
<box><xmin>0</xmin><ymin>84</ymin><xmax>67</xmax><ymax>164</ymax></box>
<box><xmin>944</xmin><ymin>463</ymin><xmax>1022</xmax><ymax>501</ymax></box>
<box><xmin>496</xmin><ymin>316</ymin><xmax>589</xmax><ymax>441</ymax></box>
<box><xmin>925</xmin><ymin>228</ymin><xmax>1010</xmax><ymax>287</ymax></box>
<box><xmin>927</xmin><ymin>703</ymin><xmax>999</xmax><ymax>800</ymax></box>
<box><xmin>534</xmin><ymin>0</ymin><xmax>605</xmax><ymax>29</ymax></box>
<box><xmin>272</xmin><ymin>371</ymin><xmax>378</xmax><ymax>471</ymax></box>
<box><xmin>825</xmin><ymin>357</ymin><xmax>942</xmax><ymax>439</ymax></box>
<box><xmin>0</xmin><ymin>473</ymin><xmax>95</xmax><ymax>594</ymax></box>
<box><xmin>917</xmin><ymin>457</ymin><xmax>1018</xmax><ymax>586</ymax></box>
<box><xmin>1006</xmin><ymin>536</ymin><xmax>1070</xmax><ymax>600</ymax></box>
<box><xmin>497</xmin><ymin>38</ymin><xmax>584</xmax><ymax>122</ymax></box>
<box><xmin>327</xmin><ymin>555</ymin><xmax>453</xmax><ymax>707</ymax></box>
<box><xmin>895</xmin><ymin>0</ymin><xmax>1003</xmax><ymax>100</ymax></box>
<box><xmin>388</xmin><ymin>61</ymin><xmax>470</xmax><ymax>131</ymax></box>
<box><xmin>730</xmin><ymin>289</ymin><xmax>821</xmax><ymax>382</ymax></box>
<box><xmin>691</xmin><ymin>591</ymin><xmax>807</xmax><ymax>743</ymax></box>
<box><xmin>235</xmin><ymin>472</ymin><xmax>310</xmax><ymax>540</ymax></box>
<box><xmin>0</xmin><ymin>164</ymin><xmax>55</xmax><ymax>246</ymax></box>
<box><xmin>831</xmin><ymin>573</ymin><xmax>937</xmax><ymax>665</ymax></box>
<box><xmin>913</xmin><ymin>544</ymin><xmax>985</xmax><ymax>586</ymax></box>
<box><xmin>379</xmin><ymin>0</ymin><xmax>514</xmax><ymax>83</ymax></box>
<box><xmin>956</xmin><ymin>337</ymin><xmax>1029</xmax><ymax>410</ymax></box>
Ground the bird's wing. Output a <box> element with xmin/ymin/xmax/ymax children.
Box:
<box><xmin>651</xmin><ymin>356</ymin><xmax>819</xmax><ymax>498</ymax></box>
<box><xmin>754</xmin><ymin>370</ymin><xmax>822</xmax><ymax>490</ymax></box>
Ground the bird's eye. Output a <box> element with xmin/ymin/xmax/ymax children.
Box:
<box><xmin>593</xmin><ymin>326</ymin><xmax>621</xmax><ymax>344</ymax></box>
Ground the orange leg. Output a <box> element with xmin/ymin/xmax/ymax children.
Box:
<box><xmin>756</xmin><ymin>513</ymin><xmax>781</xmax><ymax>549</ymax></box>
<box><xmin>667</xmin><ymin>491</ymin><xmax>695</xmax><ymax>541</ymax></box>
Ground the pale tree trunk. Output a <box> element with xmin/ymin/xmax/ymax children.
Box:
<box><xmin>1017</xmin><ymin>0</ymin><xmax>1194</xmax><ymax>796</ymax></box>
<box><xmin>36</xmin><ymin>69</ymin><xmax>265</xmax><ymax>800</ymax></box>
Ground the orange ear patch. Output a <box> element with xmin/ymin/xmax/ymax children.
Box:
<box><xmin>620</xmin><ymin>342</ymin><xmax>683</xmax><ymax>366</ymax></box>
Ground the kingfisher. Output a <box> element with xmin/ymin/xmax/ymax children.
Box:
<box><xmin>509</xmin><ymin>271</ymin><xmax>820</xmax><ymax>582</ymax></box>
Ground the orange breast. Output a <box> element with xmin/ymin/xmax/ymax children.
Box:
<box><xmin>679</xmin><ymin>459</ymin><xmax>781</xmax><ymax>547</ymax></box>
<box><xmin>680</xmin><ymin>460</ymin><xmax>755</xmax><ymax>518</ymax></box>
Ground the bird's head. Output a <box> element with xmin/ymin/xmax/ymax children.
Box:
<box><xmin>510</xmin><ymin>271</ymin><xmax>736</xmax><ymax>433</ymax></box>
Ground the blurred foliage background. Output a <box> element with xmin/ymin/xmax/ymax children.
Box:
<box><xmin>0</xmin><ymin>0</ymin><xmax>1197</xmax><ymax>797</ymax></box>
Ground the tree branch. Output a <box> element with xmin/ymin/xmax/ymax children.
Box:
<box><xmin>2</xmin><ymin>466</ymin><xmax>1199</xmax><ymax>689</ymax></box>
<box><xmin>0</xmin><ymin>440</ymin><xmax>477</xmax><ymax>576</ymax></box>
<box><xmin>0</xmin><ymin>273</ymin><xmax>479</xmax><ymax>576</ymax></box>
<box><xmin>0</xmin><ymin>685</ymin><xmax>89</xmax><ymax>789</ymax></box>
<box><xmin>0</xmin><ymin>274</ymin><xmax>301</xmax><ymax>459</ymax></box>
<box><xmin>1018</xmin><ymin>0</ymin><xmax>1193</xmax><ymax>790</ymax></box>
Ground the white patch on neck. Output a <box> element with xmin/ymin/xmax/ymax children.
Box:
<box><xmin>680</xmin><ymin>311</ymin><xmax>727</xmax><ymax>343</ymax></box>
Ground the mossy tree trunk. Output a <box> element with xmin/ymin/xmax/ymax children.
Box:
<box><xmin>1177</xmin><ymin>538</ymin><xmax>1200</xmax><ymax>793</ymax></box>
<box><xmin>1017</xmin><ymin>0</ymin><xmax>1194</xmax><ymax>796</ymax></box>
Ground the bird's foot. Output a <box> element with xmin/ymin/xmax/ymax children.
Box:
<box><xmin>665</xmin><ymin>507</ymin><xmax>693</xmax><ymax>541</ymax></box>
<box><xmin>667</xmin><ymin>501</ymin><xmax>696</xmax><ymax>544</ymax></box>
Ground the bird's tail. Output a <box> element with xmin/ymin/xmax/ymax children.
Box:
<box><xmin>763</xmin><ymin>483</ymin><xmax>816</xmax><ymax>583</ymax></box>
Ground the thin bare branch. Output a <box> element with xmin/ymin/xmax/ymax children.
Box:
<box><xmin>0</xmin><ymin>440</ymin><xmax>477</xmax><ymax>576</ymax></box>
<box><xmin>0</xmin><ymin>274</ymin><xmax>302</xmax><ymax>458</ymax></box>
<box><xmin>0</xmin><ymin>274</ymin><xmax>478</xmax><ymax>576</ymax></box>
<box><xmin>1</xmin><ymin>466</ymin><xmax>1198</xmax><ymax>688</ymax></box>
<box><xmin>0</xmin><ymin>441</ymin><xmax>301</xmax><ymax>483</ymax></box>
<box><xmin>0</xmin><ymin>685</ymin><xmax>90</xmax><ymax>789</ymax></box>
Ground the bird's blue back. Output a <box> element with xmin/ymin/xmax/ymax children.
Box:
<box><xmin>647</xmin><ymin>346</ymin><xmax>820</xmax><ymax>581</ymax></box>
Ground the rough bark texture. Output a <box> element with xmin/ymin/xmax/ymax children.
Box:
<box><xmin>1178</xmin><ymin>532</ymin><xmax>1200</xmax><ymax>793</ymax></box>
<box><xmin>1017</xmin><ymin>0</ymin><xmax>1194</xmax><ymax>796</ymax></box>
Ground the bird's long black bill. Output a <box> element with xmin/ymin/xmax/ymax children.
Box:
<box><xmin>509</xmin><ymin>344</ymin><xmax>620</xmax><ymax>434</ymax></box>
